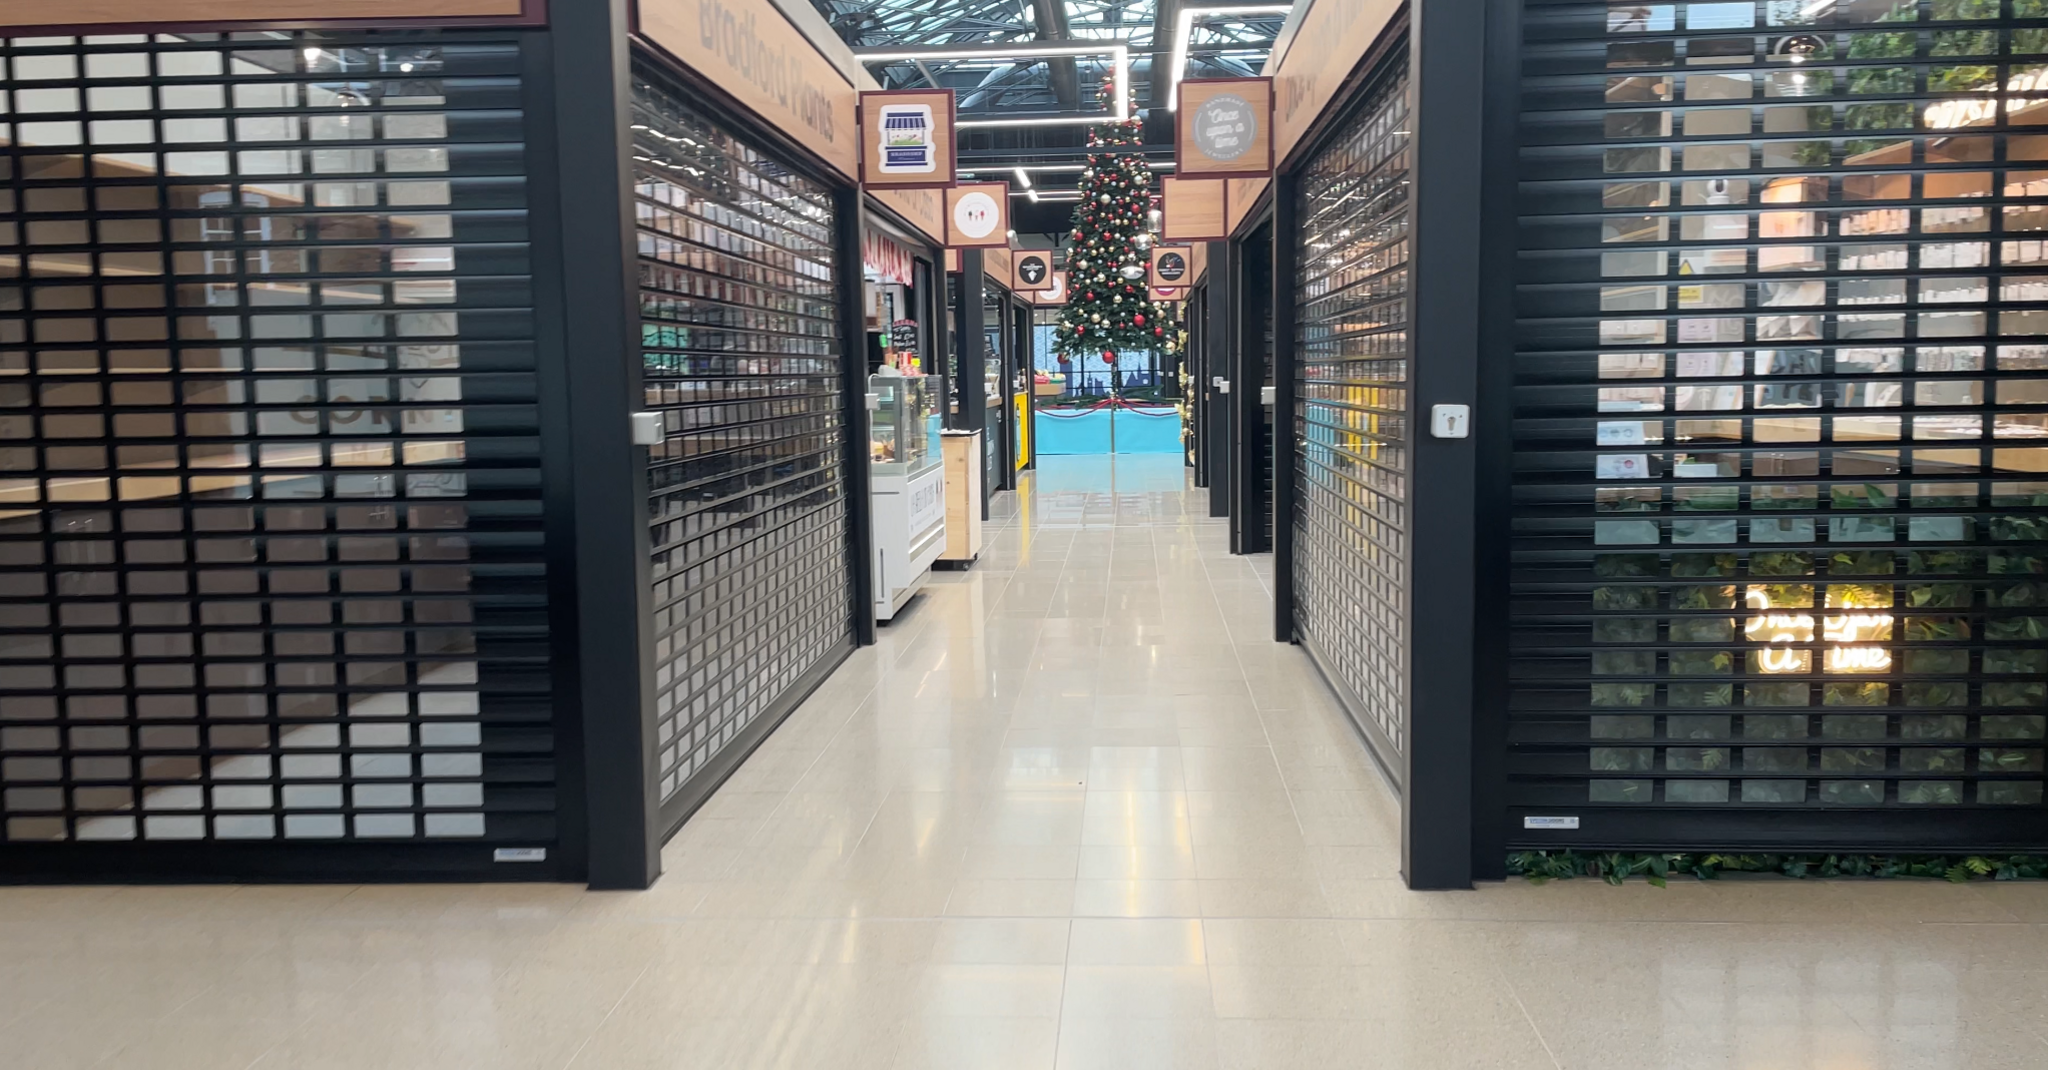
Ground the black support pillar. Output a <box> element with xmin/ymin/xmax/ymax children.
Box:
<box><xmin>956</xmin><ymin>251</ymin><xmax>990</xmax><ymax>519</ymax></box>
<box><xmin>1271</xmin><ymin>181</ymin><xmax>1299</xmax><ymax>643</ymax></box>
<box><xmin>1402</xmin><ymin>0</ymin><xmax>1487</xmax><ymax>891</ymax></box>
<box><xmin>834</xmin><ymin>188</ymin><xmax>878</xmax><ymax>648</ymax></box>
<box><xmin>540</xmin><ymin>0</ymin><xmax>660</xmax><ymax>890</ymax></box>
<box><xmin>1205</xmin><ymin>241</ymin><xmax>1231</xmax><ymax>519</ymax></box>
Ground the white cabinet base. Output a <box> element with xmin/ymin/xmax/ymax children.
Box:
<box><xmin>873</xmin><ymin>461</ymin><xmax>945</xmax><ymax>622</ymax></box>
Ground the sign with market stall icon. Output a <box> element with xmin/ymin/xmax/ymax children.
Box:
<box><xmin>860</xmin><ymin>90</ymin><xmax>957</xmax><ymax>189</ymax></box>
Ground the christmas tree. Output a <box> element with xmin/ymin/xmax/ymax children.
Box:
<box><xmin>1053</xmin><ymin>76</ymin><xmax>1174</xmax><ymax>372</ymax></box>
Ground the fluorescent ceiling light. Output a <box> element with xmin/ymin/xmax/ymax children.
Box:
<box><xmin>1013</xmin><ymin>168</ymin><xmax>1033</xmax><ymax>189</ymax></box>
<box><xmin>963</xmin><ymin>163</ymin><xmax>1176</xmax><ymax>177</ymax></box>
<box><xmin>1168</xmin><ymin>5</ymin><xmax>1293</xmax><ymax>111</ymax></box>
<box><xmin>856</xmin><ymin>43</ymin><xmax>1131</xmax><ymax>128</ymax></box>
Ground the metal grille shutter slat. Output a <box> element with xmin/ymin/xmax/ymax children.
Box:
<box><xmin>0</xmin><ymin>32</ymin><xmax>548</xmax><ymax>850</ymax></box>
<box><xmin>629</xmin><ymin>66</ymin><xmax>853</xmax><ymax>806</ymax></box>
<box><xmin>1510</xmin><ymin>0</ymin><xmax>2048</xmax><ymax>849</ymax></box>
<box><xmin>1293</xmin><ymin>51</ymin><xmax>1415</xmax><ymax>761</ymax></box>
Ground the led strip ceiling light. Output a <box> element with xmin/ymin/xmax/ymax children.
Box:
<box><xmin>1168</xmin><ymin>4</ymin><xmax>1293</xmax><ymax>111</ymax></box>
<box><xmin>854</xmin><ymin>43</ymin><xmax>1130</xmax><ymax>128</ymax></box>
<box><xmin>955</xmin><ymin>163</ymin><xmax>1176</xmax><ymax>200</ymax></box>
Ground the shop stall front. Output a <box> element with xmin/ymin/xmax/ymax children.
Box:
<box><xmin>860</xmin><ymin>197</ymin><xmax>949</xmax><ymax>617</ymax></box>
<box><xmin>0</xmin><ymin>0</ymin><xmax>888</xmax><ymax>890</ymax></box>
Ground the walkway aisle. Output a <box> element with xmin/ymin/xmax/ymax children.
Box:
<box><xmin>1</xmin><ymin>457</ymin><xmax>2045</xmax><ymax>1070</ymax></box>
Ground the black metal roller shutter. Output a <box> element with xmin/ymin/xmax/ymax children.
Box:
<box><xmin>1293</xmin><ymin>52</ymin><xmax>1415</xmax><ymax>765</ymax></box>
<box><xmin>1511</xmin><ymin>0</ymin><xmax>2048</xmax><ymax>850</ymax></box>
<box><xmin>629</xmin><ymin>64</ymin><xmax>854</xmax><ymax>821</ymax></box>
<box><xmin>0</xmin><ymin>31</ymin><xmax>558</xmax><ymax>870</ymax></box>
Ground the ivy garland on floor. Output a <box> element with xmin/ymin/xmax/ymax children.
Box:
<box><xmin>1507</xmin><ymin>850</ymin><xmax>2048</xmax><ymax>887</ymax></box>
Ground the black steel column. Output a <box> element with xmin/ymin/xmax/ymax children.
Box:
<box><xmin>1205</xmin><ymin>241</ymin><xmax>1232</xmax><ymax>518</ymax></box>
<box><xmin>1469</xmin><ymin>0</ymin><xmax>1523</xmax><ymax>882</ymax></box>
<box><xmin>539</xmin><ymin>0</ymin><xmax>659</xmax><ymax>890</ymax></box>
<box><xmin>957</xmin><ymin>251</ymin><xmax>990</xmax><ymax>519</ymax></box>
<box><xmin>1403</xmin><ymin>0</ymin><xmax>1486</xmax><ymax>891</ymax></box>
<box><xmin>834</xmin><ymin>188</ymin><xmax>879</xmax><ymax>647</ymax></box>
<box><xmin>1271</xmin><ymin>177</ymin><xmax>1300</xmax><ymax>642</ymax></box>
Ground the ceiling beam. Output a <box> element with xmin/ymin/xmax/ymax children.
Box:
<box><xmin>1029</xmin><ymin>0</ymin><xmax>1081</xmax><ymax>109</ymax></box>
<box><xmin>1148</xmin><ymin>0</ymin><xmax>1179</xmax><ymax>111</ymax></box>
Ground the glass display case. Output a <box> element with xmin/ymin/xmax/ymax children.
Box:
<box><xmin>869</xmin><ymin>373</ymin><xmax>941</xmax><ymax>474</ymax></box>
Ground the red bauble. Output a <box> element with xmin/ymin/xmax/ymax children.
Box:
<box><xmin>1085</xmin><ymin>292</ymin><xmax>1095</xmax><ymax>301</ymax></box>
<box><xmin>1101</xmin><ymin>351</ymin><xmax>1116</xmax><ymax>364</ymax></box>
<box><xmin>1056</xmin><ymin>354</ymin><xmax>1071</xmax><ymax>364</ymax></box>
<box><xmin>1154</xmin><ymin>327</ymin><xmax>1165</xmax><ymax>336</ymax></box>
<box><xmin>1133</xmin><ymin>313</ymin><xmax>1145</xmax><ymax>326</ymax></box>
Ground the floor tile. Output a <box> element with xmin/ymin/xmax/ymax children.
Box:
<box><xmin>12</xmin><ymin>457</ymin><xmax>2048</xmax><ymax>1070</ymax></box>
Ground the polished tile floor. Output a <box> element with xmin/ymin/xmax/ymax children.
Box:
<box><xmin>6</xmin><ymin>454</ymin><xmax>2048</xmax><ymax>1069</ymax></box>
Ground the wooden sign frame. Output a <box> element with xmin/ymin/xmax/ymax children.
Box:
<box><xmin>1176</xmin><ymin>77</ymin><xmax>1276</xmax><ymax>180</ymax></box>
<box><xmin>1030</xmin><ymin>271</ymin><xmax>1070</xmax><ymax>307</ymax></box>
<box><xmin>1011</xmin><ymin>250</ymin><xmax>1055</xmax><ymax>292</ymax></box>
<box><xmin>1161</xmin><ymin>176</ymin><xmax>1229</xmax><ymax>242</ymax></box>
<box><xmin>859</xmin><ymin>89</ymin><xmax>957</xmax><ymax>190</ymax></box>
<box><xmin>1150</xmin><ymin>245</ymin><xmax>1193</xmax><ymax>289</ymax></box>
<box><xmin>944</xmin><ymin>182</ymin><xmax>1011</xmax><ymax>248</ymax></box>
<box><xmin>1</xmin><ymin>0</ymin><xmax>542</xmax><ymax>29</ymax></box>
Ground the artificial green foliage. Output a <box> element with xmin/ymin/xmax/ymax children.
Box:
<box><xmin>1931</xmin><ymin>29</ymin><xmax>1998</xmax><ymax>56</ymax></box>
<box><xmin>1849</xmin><ymin>67</ymin><xmax>1915</xmax><ymax>94</ymax></box>
<box><xmin>1933</xmin><ymin>0</ymin><xmax>1998</xmax><ymax>18</ymax></box>
<box><xmin>1506</xmin><ymin>850</ymin><xmax>2048</xmax><ymax>887</ymax></box>
<box><xmin>1831</xmin><ymin>550</ymin><xmax>1896</xmax><ymax>575</ymax></box>
<box><xmin>1749</xmin><ymin>551</ymin><xmax>1813</xmax><ymax>577</ymax></box>
<box><xmin>1053</xmin><ymin>77</ymin><xmax>1171</xmax><ymax>361</ymax></box>
<box><xmin>1929</xmin><ymin>64</ymin><xmax>1998</xmax><ymax>92</ymax></box>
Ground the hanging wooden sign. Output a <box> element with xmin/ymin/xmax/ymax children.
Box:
<box><xmin>1161</xmin><ymin>176</ymin><xmax>1228</xmax><ymax>242</ymax></box>
<box><xmin>944</xmin><ymin>182</ymin><xmax>1010</xmax><ymax>248</ymax></box>
<box><xmin>1030</xmin><ymin>271</ymin><xmax>1069</xmax><ymax>307</ymax></box>
<box><xmin>860</xmin><ymin>89</ymin><xmax>957</xmax><ymax>189</ymax></box>
<box><xmin>1012</xmin><ymin>251</ymin><xmax>1055</xmax><ymax>292</ymax></box>
<box><xmin>1150</xmin><ymin>245</ymin><xmax>1192</xmax><ymax>288</ymax></box>
<box><xmin>1176</xmin><ymin>77</ymin><xmax>1275</xmax><ymax>180</ymax></box>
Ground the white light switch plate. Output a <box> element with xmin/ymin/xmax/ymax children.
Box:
<box><xmin>1430</xmin><ymin>403</ymin><xmax>1470</xmax><ymax>439</ymax></box>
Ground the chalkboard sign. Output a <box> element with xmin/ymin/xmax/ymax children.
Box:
<box><xmin>889</xmin><ymin>319</ymin><xmax>920</xmax><ymax>351</ymax></box>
